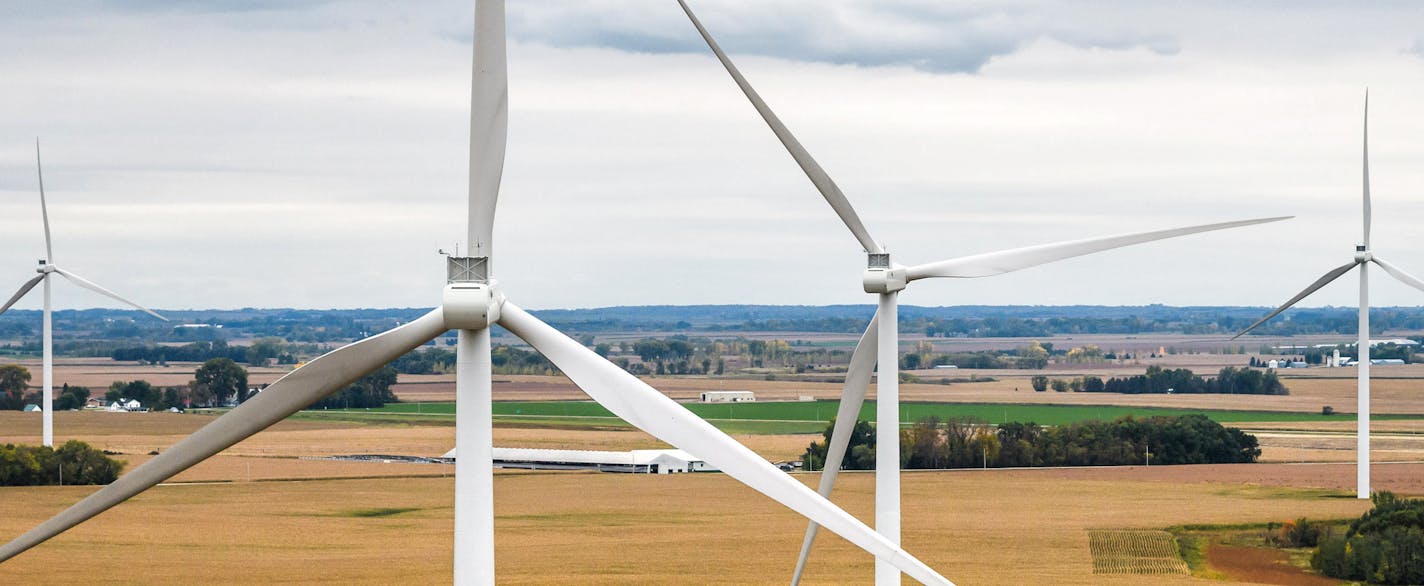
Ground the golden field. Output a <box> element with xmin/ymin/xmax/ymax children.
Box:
<box><xmin>1</xmin><ymin>409</ymin><xmax>1422</xmax><ymax>584</ymax></box>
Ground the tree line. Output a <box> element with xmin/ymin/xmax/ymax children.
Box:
<box><xmin>1314</xmin><ymin>491</ymin><xmax>1424</xmax><ymax>584</ymax></box>
<box><xmin>802</xmin><ymin>414</ymin><xmax>1260</xmax><ymax>471</ymax></box>
<box><xmin>0</xmin><ymin>440</ymin><xmax>124</xmax><ymax>486</ymax></box>
<box><xmin>1092</xmin><ymin>366</ymin><xmax>1288</xmax><ymax>395</ymax></box>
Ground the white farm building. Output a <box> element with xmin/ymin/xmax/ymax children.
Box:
<box><xmin>700</xmin><ymin>390</ymin><xmax>755</xmax><ymax>403</ymax></box>
<box><xmin>441</xmin><ymin>447</ymin><xmax>715</xmax><ymax>474</ymax></box>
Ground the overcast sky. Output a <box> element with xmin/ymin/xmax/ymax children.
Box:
<box><xmin>2</xmin><ymin>1</ymin><xmax>1423</xmax><ymax>312</ymax></box>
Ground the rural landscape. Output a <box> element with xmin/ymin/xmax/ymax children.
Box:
<box><xmin>5</xmin><ymin>0</ymin><xmax>1424</xmax><ymax>585</ymax></box>
<box><xmin>3</xmin><ymin>306</ymin><xmax>1424</xmax><ymax>584</ymax></box>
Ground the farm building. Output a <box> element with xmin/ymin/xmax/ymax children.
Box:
<box><xmin>440</xmin><ymin>447</ymin><xmax>715</xmax><ymax>474</ymax></box>
<box><xmin>23</xmin><ymin>404</ymin><xmax>40</xmax><ymax>412</ymax></box>
<box><xmin>700</xmin><ymin>390</ymin><xmax>755</xmax><ymax>403</ymax></box>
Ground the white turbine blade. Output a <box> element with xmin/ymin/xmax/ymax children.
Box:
<box><xmin>0</xmin><ymin>308</ymin><xmax>448</xmax><ymax>563</ymax></box>
<box><xmin>1232</xmin><ymin>261</ymin><xmax>1360</xmax><ymax>339</ymax></box>
<box><xmin>1372</xmin><ymin>257</ymin><xmax>1424</xmax><ymax>296</ymax></box>
<box><xmin>676</xmin><ymin>0</ymin><xmax>883</xmax><ymax>255</ymax></box>
<box><xmin>36</xmin><ymin>139</ymin><xmax>54</xmax><ymax>263</ymax></box>
<box><xmin>498</xmin><ymin>302</ymin><xmax>951</xmax><ymax>585</ymax></box>
<box><xmin>50</xmin><ymin>267</ymin><xmax>167</xmax><ymax>321</ymax></box>
<box><xmin>468</xmin><ymin>0</ymin><xmax>507</xmax><ymax>261</ymax></box>
<box><xmin>0</xmin><ymin>275</ymin><xmax>44</xmax><ymax>316</ymax></box>
<box><xmin>792</xmin><ymin>310</ymin><xmax>878</xmax><ymax>586</ymax></box>
<box><xmin>906</xmin><ymin>216</ymin><xmax>1291</xmax><ymax>281</ymax></box>
<box><xmin>1362</xmin><ymin>90</ymin><xmax>1372</xmax><ymax>248</ymax></box>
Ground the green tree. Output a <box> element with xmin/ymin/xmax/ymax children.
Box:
<box><xmin>54</xmin><ymin>384</ymin><xmax>90</xmax><ymax>411</ymax></box>
<box><xmin>193</xmin><ymin>358</ymin><xmax>249</xmax><ymax>406</ymax></box>
<box><xmin>0</xmin><ymin>364</ymin><xmax>31</xmax><ymax>410</ymax></box>
<box><xmin>1030</xmin><ymin>375</ymin><xmax>1048</xmax><ymax>392</ymax></box>
<box><xmin>245</xmin><ymin>337</ymin><xmax>286</xmax><ymax>366</ymax></box>
<box><xmin>802</xmin><ymin>419</ymin><xmax>876</xmax><ymax>471</ymax></box>
<box><xmin>313</xmin><ymin>366</ymin><xmax>398</xmax><ymax>409</ymax></box>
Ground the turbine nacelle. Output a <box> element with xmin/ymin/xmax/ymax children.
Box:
<box><xmin>1355</xmin><ymin>245</ymin><xmax>1372</xmax><ymax>263</ymax></box>
<box><xmin>862</xmin><ymin>253</ymin><xmax>907</xmax><ymax>294</ymax></box>
<box><xmin>442</xmin><ymin>281</ymin><xmax>503</xmax><ymax>330</ymax></box>
<box><xmin>35</xmin><ymin>260</ymin><xmax>55</xmax><ymax>274</ymax></box>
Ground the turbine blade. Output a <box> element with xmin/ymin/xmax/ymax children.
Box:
<box><xmin>906</xmin><ymin>216</ymin><xmax>1291</xmax><ymax>281</ymax></box>
<box><xmin>0</xmin><ymin>275</ymin><xmax>44</xmax><ymax>316</ymax></box>
<box><xmin>0</xmin><ymin>308</ymin><xmax>448</xmax><ymax>563</ymax></box>
<box><xmin>498</xmin><ymin>302</ymin><xmax>951</xmax><ymax>585</ymax></box>
<box><xmin>1372</xmin><ymin>257</ymin><xmax>1424</xmax><ymax>296</ymax></box>
<box><xmin>36</xmin><ymin>139</ymin><xmax>53</xmax><ymax>263</ymax></box>
<box><xmin>1363</xmin><ymin>90</ymin><xmax>1371</xmax><ymax>248</ymax></box>
<box><xmin>791</xmin><ymin>310</ymin><xmax>879</xmax><ymax>586</ymax></box>
<box><xmin>1232</xmin><ymin>261</ymin><xmax>1360</xmax><ymax>339</ymax></box>
<box><xmin>468</xmin><ymin>0</ymin><xmax>507</xmax><ymax>262</ymax></box>
<box><xmin>51</xmin><ymin>267</ymin><xmax>167</xmax><ymax>321</ymax></box>
<box><xmin>676</xmin><ymin>0</ymin><xmax>882</xmax><ymax>255</ymax></box>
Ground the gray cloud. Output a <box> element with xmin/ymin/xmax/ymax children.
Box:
<box><xmin>505</xmin><ymin>0</ymin><xmax>1178</xmax><ymax>73</ymax></box>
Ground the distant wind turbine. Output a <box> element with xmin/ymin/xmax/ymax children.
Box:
<box><xmin>675</xmin><ymin>1</ymin><xmax>1289</xmax><ymax>583</ymax></box>
<box><xmin>0</xmin><ymin>3</ymin><xmax>956</xmax><ymax>584</ymax></box>
<box><xmin>1233</xmin><ymin>93</ymin><xmax>1423</xmax><ymax>500</ymax></box>
<box><xmin>0</xmin><ymin>141</ymin><xmax>168</xmax><ymax>447</ymax></box>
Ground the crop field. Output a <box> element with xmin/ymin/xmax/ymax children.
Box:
<box><xmin>1087</xmin><ymin>530</ymin><xmax>1189</xmax><ymax>575</ymax></box>
<box><xmin>0</xmin><ymin>463</ymin><xmax>1412</xmax><ymax>585</ymax></box>
<box><xmin>4</xmin><ymin>409</ymin><xmax>1424</xmax><ymax>584</ymax></box>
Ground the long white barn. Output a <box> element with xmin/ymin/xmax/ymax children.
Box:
<box><xmin>441</xmin><ymin>447</ymin><xmax>715</xmax><ymax>474</ymax></box>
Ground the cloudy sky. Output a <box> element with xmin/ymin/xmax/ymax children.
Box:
<box><xmin>2</xmin><ymin>1</ymin><xmax>1423</xmax><ymax>311</ymax></box>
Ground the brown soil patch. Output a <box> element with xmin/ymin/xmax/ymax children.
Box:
<box><xmin>1207</xmin><ymin>544</ymin><xmax>1340</xmax><ymax>586</ymax></box>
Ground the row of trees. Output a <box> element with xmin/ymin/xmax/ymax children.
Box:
<box><xmin>803</xmin><ymin>414</ymin><xmax>1260</xmax><ymax>471</ymax></box>
<box><xmin>311</xmin><ymin>366</ymin><xmax>398</xmax><ymax>409</ymax></box>
<box><xmin>0</xmin><ymin>440</ymin><xmax>124</xmax><ymax>486</ymax></box>
<box><xmin>1090</xmin><ymin>366</ymin><xmax>1288</xmax><ymax>395</ymax></box>
<box><xmin>111</xmin><ymin>338</ymin><xmax>307</xmax><ymax>366</ymax></box>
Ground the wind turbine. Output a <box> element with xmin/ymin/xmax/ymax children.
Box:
<box><xmin>0</xmin><ymin>141</ymin><xmax>168</xmax><ymax>447</ymax></box>
<box><xmin>1232</xmin><ymin>93</ymin><xmax>1421</xmax><ymax>500</ymax></box>
<box><xmin>674</xmin><ymin>2</ymin><xmax>1289</xmax><ymax>584</ymax></box>
<box><xmin>0</xmin><ymin>3</ymin><xmax>958</xmax><ymax>584</ymax></box>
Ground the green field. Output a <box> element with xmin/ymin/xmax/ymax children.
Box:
<box><xmin>304</xmin><ymin>400</ymin><xmax>1421</xmax><ymax>431</ymax></box>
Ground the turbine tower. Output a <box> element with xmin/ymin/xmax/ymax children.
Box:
<box><xmin>0</xmin><ymin>3</ymin><xmax>958</xmax><ymax>584</ymax></box>
<box><xmin>1233</xmin><ymin>93</ymin><xmax>1424</xmax><ymax>500</ymax></box>
<box><xmin>0</xmin><ymin>141</ymin><xmax>168</xmax><ymax>447</ymax></box>
<box><xmin>674</xmin><ymin>2</ymin><xmax>1288</xmax><ymax>583</ymax></box>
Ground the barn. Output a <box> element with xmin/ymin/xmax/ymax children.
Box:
<box><xmin>440</xmin><ymin>447</ymin><xmax>715</xmax><ymax>474</ymax></box>
<box><xmin>700</xmin><ymin>390</ymin><xmax>755</xmax><ymax>403</ymax></box>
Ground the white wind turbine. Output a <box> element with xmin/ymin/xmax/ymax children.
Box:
<box><xmin>0</xmin><ymin>141</ymin><xmax>168</xmax><ymax>447</ymax></box>
<box><xmin>0</xmin><ymin>3</ymin><xmax>958</xmax><ymax>584</ymax></box>
<box><xmin>1232</xmin><ymin>94</ymin><xmax>1422</xmax><ymax>500</ymax></box>
<box><xmin>675</xmin><ymin>2</ymin><xmax>1289</xmax><ymax>584</ymax></box>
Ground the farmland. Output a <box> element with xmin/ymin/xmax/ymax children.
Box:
<box><xmin>308</xmin><ymin>398</ymin><xmax>1424</xmax><ymax>429</ymax></box>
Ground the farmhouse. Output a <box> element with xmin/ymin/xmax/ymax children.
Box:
<box><xmin>440</xmin><ymin>447</ymin><xmax>715</xmax><ymax>474</ymax></box>
<box><xmin>700</xmin><ymin>390</ymin><xmax>755</xmax><ymax>403</ymax></box>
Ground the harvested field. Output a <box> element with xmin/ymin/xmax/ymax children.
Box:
<box><xmin>0</xmin><ymin>463</ymin><xmax>1401</xmax><ymax>585</ymax></box>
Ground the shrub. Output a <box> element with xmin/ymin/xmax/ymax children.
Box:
<box><xmin>1279</xmin><ymin>517</ymin><xmax>1322</xmax><ymax>547</ymax></box>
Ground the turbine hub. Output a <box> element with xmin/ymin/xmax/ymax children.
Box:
<box><xmin>1355</xmin><ymin>245</ymin><xmax>1371</xmax><ymax>263</ymax></box>
<box><xmin>862</xmin><ymin>253</ymin><xmax>906</xmax><ymax>294</ymax></box>
<box><xmin>442</xmin><ymin>281</ymin><xmax>503</xmax><ymax>330</ymax></box>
